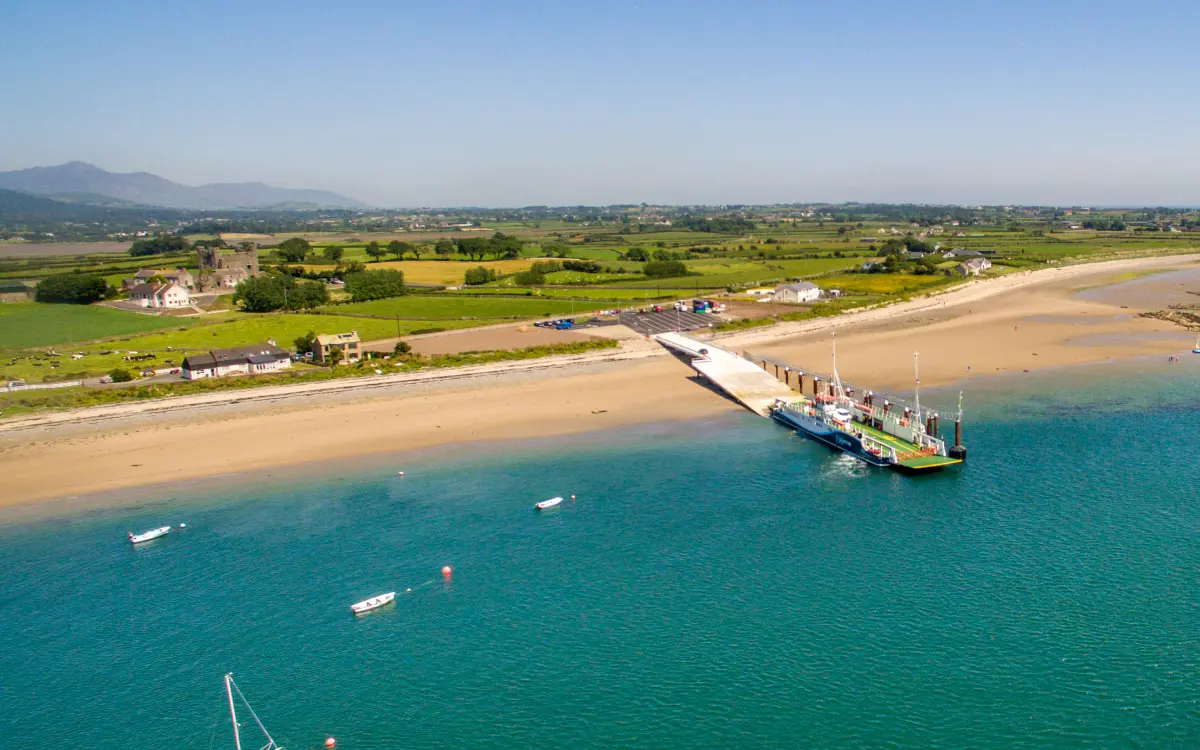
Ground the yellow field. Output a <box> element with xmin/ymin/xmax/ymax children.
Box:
<box><xmin>303</xmin><ymin>259</ymin><xmax>536</xmax><ymax>285</ymax></box>
<box><xmin>219</xmin><ymin>233</ymin><xmax>275</xmax><ymax>240</ymax></box>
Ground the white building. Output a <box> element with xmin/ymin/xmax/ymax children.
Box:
<box><xmin>772</xmin><ymin>281</ymin><xmax>821</xmax><ymax>304</ymax></box>
<box><xmin>128</xmin><ymin>282</ymin><xmax>191</xmax><ymax>309</ymax></box>
<box><xmin>182</xmin><ymin>343</ymin><xmax>292</xmax><ymax>380</ymax></box>
<box><xmin>957</xmin><ymin>258</ymin><xmax>993</xmax><ymax>276</ymax></box>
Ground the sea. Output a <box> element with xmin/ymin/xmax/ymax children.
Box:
<box><xmin>1</xmin><ymin>355</ymin><xmax>1198</xmax><ymax>749</ymax></box>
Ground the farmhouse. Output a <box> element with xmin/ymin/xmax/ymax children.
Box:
<box><xmin>772</xmin><ymin>281</ymin><xmax>821</xmax><ymax>304</ymax></box>
<box><xmin>942</xmin><ymin>248</ymin><xmax>982</xmax><ymax>259</ymax></box>
<box><xmin>313</xmin><ymin>331</ymin><xmax>361</xmax><ymax>364</ymax></box>
<box><xmin>182</xmin><ymin>342</ymin><xmax>292</xmax><ymax>380</ymax></box>
<box><xmin>128</xmin><ymin>282</ymin><xmax>191</xmax><ymax>309</ymax></box>
<box><xmin>122</xmin><ymin>268</ymin><xmax>195</xmax><ymax>290</ymax></box>
<box><xmin>956</xmin><ymin>258</ymin><xmax>993</xmax><ymax>276</ymax></box>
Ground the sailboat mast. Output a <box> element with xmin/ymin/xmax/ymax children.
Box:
<box><xmin>831</xmin><ymin>329</ymin><xmax>842</xmax><ymax>399</ymax></box>
<box><xmin>225</xmin><ymin>673</ymin><xmax>242</xmax><ymax>750</ymax></box>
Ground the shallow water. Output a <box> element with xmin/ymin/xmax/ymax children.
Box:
<box><xmin>1</xmin><ymin>360</ymin><xmax>1199</xmax><ymax>748</ymax></box>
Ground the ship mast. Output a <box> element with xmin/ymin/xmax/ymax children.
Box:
<box><xmin>831</xmin><ymin>328</ymin><xmax>843</xmax><ymax>400</ymax></box>
<box><xmin>912</xmin><ymin>351</ymin><xmax>922</xmax><ymax>430</ymax></box>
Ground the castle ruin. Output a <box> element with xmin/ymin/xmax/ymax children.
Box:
<box><xmin>197</xmin><ymin>243</ymin><xmax>260</xmax><ymax>291</ymax></box>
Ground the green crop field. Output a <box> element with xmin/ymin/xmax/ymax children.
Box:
<box><xmin>0</xmin><ymin>302</ymin><xmax>188</xmax><ymax>350</ymax></box>
<box><xmin>327</xmin><ymin>295</ymin><xmax>611</xmax><ymax>319</ymax></box>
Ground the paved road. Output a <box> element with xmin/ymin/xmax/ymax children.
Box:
<box><xmin>619</xmin><ymin>310</ymin><xmax>717</xmax><ymax>336</ymax></box>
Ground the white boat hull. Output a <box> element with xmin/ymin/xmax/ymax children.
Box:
<box><xmin>535</xmin><ymin>497</ymin><xmax>563</xmax><ymax>510</ymax></box>
<box><xmin>350</xmin><ymin>592</ymin><xmax>396</xmax><ymax>614</ymax></box>
<box><xmin>128</xmin><ymin>526</ymin><xmax>170</xmax><ymax>544</ymax></box>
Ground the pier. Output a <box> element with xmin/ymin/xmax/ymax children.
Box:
<box><xmin>653</xmin><ymin>332</ymin><xmax>795</xmax><ymax>416</ymax></box>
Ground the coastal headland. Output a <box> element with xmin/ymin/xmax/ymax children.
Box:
<box><xmin>1</xmin><ymin>254</ymin><xmax>1196</xmax><ymax>507</ymax></box>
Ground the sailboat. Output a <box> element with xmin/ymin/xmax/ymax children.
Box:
<box><xmin>225</xmin><ymin>673</ymin><xmax>284</xmax><ymax>750</ymax></box>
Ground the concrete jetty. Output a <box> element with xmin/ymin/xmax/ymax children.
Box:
<box><xmin>654</xmin><ymin>332</ymin><xmax>794</xmax><ymax>416</ymax></box>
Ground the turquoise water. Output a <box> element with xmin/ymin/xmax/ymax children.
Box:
<box><xmin>2</xmin><ymin>359</ymin><xmax>1199</xmax><ymax>748</ymax></box>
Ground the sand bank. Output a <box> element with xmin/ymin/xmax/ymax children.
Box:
<box><xmin>1</xmin><ymin>254</ymin><xmax>1197</xmax><ymax>506</ymax></box>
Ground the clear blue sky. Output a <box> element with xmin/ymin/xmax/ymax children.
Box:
<box><xmin>2</xmin><ymin>0</ymin><xmax>1197</xmax><ymax>207</ymax></box>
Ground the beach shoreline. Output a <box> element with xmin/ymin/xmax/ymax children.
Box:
<box><xmin>1</xmin><ymin>254</ymin><xmax>1197</xmax><ymax>507</ymax></box>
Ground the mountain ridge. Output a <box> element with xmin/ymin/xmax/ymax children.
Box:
<box><xmin>0</xmin><ymin>162</ymin><xmax>368</xmax><ymax>210</ymax></box>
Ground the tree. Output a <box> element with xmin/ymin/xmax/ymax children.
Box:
<box><xmin>410</xmin><ymin>243</ymin><xmax>426</xmax><ymax>260</ymax></box>
<box><xmin>387</xmin><ymin>240</ymin><xmax>405</xmax><ymax>261</ymax></box>
<box><xmin>327</xmin><ymin>348</ymin><xmax>344</xmax><ymax>367</ymax></box>
<box><xmin>365</xmin><ymin>241</ymin><xmax>385</xmax><ymax>262</ymax></box>
<box><xmin>624</xmin><ymin>247</ymin><xmax>649</xmax><ymax>262</ymax></box>
<box><xmin>129</xmin><ymin>235</ymin><xmax>189</xmax><ymax>257</ymax></box>
<box><xmin>36</xmin><ymin>272</ymin><xmax>109</xmax><ymax>304</ymax></box>
<box><xmin>456</xmin><ymin>238</ymin><xmax>487</xmax><ymax>261</ymax></box>
<box><xmin>343</xmin><ymin>269</ymin><xmax>406</xmax><ymax>301</ymax></box>
<box><xmin>643</xmin><ymin>260</ymin><xmax>688</xmax><ymax>278</ymax></box>
<box><xmin>294</xmin><ymin>330</ymin><xmax>317</xmax><ymax>355</ymax></box>
<box><xmin>277</xmin><ymin>237</ymin><xmax>311</xmax><ymax>263</ymax></box>
<box><xmin>393</xmin><ymin>341</ymin><xmax>412</xmax><ymax>355</ymax></box>
<box><xmin>234</xmin><ymin>273</ymin><xmax>329</xmax><ymax>312</ymax></box>
<box><xmin>323</xmin><ymin>245</ymin><xmax>344</xmax><ymax>263</ymax></box>
<box><xmin>464</xmin><ymin>266</ymin><xmax>495</xmax><ymax>285</ymax></box>
<box><xmin>108</xmin><ymin>367</ymin><xmax>134</xmax><ymax>382</ymax></box>
<box><xmin>434</xmin><ymin>239</ymin><xmax>455</xmax><ymax>259</ymax></box>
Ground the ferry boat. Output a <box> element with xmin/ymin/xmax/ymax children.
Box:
<box><xmin>128</xmin><ymin>526</ymin><xmax>170</xmax><ymax>544</ymax></box>
<box><xmin>770</xmin><ymin>339</ymin><xmax>964</xmax><ymax>473</ymax></box>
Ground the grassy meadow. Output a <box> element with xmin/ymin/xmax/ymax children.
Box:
<box><xmin>0</xmin><ymin>302</ymin><xmax>186</xmax><ymax>350</ymax></box>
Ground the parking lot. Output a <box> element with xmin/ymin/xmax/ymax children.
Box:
<box><xmin>619</xmin><ymin>310</ymin><xmax>718</xmax><ymax>336</ymax></box>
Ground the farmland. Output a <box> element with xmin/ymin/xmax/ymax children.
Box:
<box><xmin>328</xmin><ymin>295</ymin><xmax>612</xmax><ymax>319</ymax></box>
<box><xmin>0</xmin><ymin>302</ymin><xmax>186</xmax><ymax>350</ymax></box>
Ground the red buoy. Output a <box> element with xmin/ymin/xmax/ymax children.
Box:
<box><xmin>442</xmin><ymin>565</ymin><xmax>452</xmax><ymax>577</ymax></box>
<box><xmin>324</xmin><ymin>737</ymin><xmax>336</xmax><ymax>748</ymax></box>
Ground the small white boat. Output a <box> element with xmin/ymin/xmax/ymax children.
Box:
<box><xmin>1193</xmin><ymin>335</ymin><xmax>1199</xmax><ymax>354</ymax></box>
<box><xmin>350</xmin><ymin>592</ymin><xmax>395</xmax><ymax>614</ymax></box>
<box><xmin>128</xmin><ymin>526</ymin><xmax>170</xmax><ymax>544</ymax></box>
<box><xmin>535</xmin><ymin>496</ymin><xmax>563</xmax><ymax>510</ymax></box>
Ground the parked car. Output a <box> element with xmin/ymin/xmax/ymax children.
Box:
<box><xmin>98</xmin><ymin>376</ymin><xmax>113</xmax><ymax>384</ymax></box>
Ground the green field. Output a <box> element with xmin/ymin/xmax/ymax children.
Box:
<box><xmin>328</xmin><ymin>295</ymin><xmax>612</xmax><ymax>319</ymax></box>
<box><xmin>0</xmin><ymin>312</ymin><xmax>492</xmax><ymax>384</ymax></box>
<box><xmin>0</xmin><ymin>303</ymin><xmax>187</xmax><ymax>350</ymax></box>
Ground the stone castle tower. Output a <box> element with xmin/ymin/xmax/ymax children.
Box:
<box><xmin>197</xmin><ymin>242</ymin><xmax>259</xmax><ymax>291</ymax></box>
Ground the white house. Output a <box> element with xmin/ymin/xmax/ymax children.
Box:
<box><xmin>957</xmin><ymin>258</ymin><xmax>993</xmax><ymax>276</ymax></box>
<box><xmin>772</xmin><ymin>281</ymin><xmax>821</xmax><ymax>304</ymax></box>
<box><xmin>128</xmin><ymin>282</ymin><xmax>191</xmax><ymax>309</ymax></box>
<box><xmin>182</xmin><ymin>342</ymin><xmax>292</xmax><ymax>380</ymax></box>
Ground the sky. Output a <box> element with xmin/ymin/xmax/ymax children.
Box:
<box><xmin>1</xmin><ymin>0</ymin><xmax>1198</xmax><ymax>208</ymax></box>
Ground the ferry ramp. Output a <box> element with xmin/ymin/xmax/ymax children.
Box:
<box><xmin>654</xmin><ymin>332</ymin><xmax>795</xmax><ymax>416</ymax></box>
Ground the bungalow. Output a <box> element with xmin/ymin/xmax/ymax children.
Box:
<box><xmin>128</xmin><ymin>282</ymin><xmax>191</xmax><ymax>309</ymax></box>
<box><xmin>956</xmin><ymin>258</ymin><xmax>993</xmax><ymax>276</ymax></box>
<box><xmin>182</xmin><ymin>342</ymin><xmax>292</xmax><ymax>380</ymax></box>
<box><xmin>942</xmin><ymin>248</ymin><xmax>982</xmax><ymax>259</ymax></box>
<box><xmin>313</xmin><ymin>331</ymin><xmax>361</xmax><ymax>364</ymax></box>
<box><xmin>773</xmin><ymin>281</ymin><xmax>820</xmax><ymax>304</ymax></box>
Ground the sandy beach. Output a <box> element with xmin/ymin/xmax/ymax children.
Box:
<box><xmin>1</xmin><ymin>254</ymin><xmax>1197</xmax><ymax>506</ymax></box>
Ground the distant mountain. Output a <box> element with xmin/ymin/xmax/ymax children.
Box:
<box><xmin>0</xmin><ymin>188</ymin><xmax>181</xmax><ymax>222</ymax></box>
<box><xmin>0</xmin><ymin>162</ymin><xmax>368</xmax><ymax>210</ymax></box>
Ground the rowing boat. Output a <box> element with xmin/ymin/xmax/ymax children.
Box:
<box><xmin>534</xmin><ymin>497</ymin><xmax>563</xmax><ymax>510</ymax></box>
<box><xmin>350</xmin><ymin>592</ymin><xmax>395</xmax><ymax>614</ymax></box>
<box><xmin>128</xmin><ymin>526</ymin><xmax>170</xmax><ymax>544</ymax></box>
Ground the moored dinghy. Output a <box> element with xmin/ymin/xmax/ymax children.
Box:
<box><xmin>350</xmin><ymin>592</ymin><xmax>395</xmax><ymax>614</ymax></box>
<box><xmin>534</xmin><ymin>497</ymin><xmax>563</xmax><ymax>511</ymax></box>
<box><xmin>128</xmin><ymin>526</ymin><xmax>170</xmax><ymax>544</ymax></box>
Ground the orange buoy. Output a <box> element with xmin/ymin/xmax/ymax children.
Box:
<box><xmin>324</xmin><ymin>737</ymin><xmax>336</xmax><ymax>748</ymax></box>
<box><xmin>442</xmin><ymin>565</ymin><xmax>452</xmax><ymax>577</ymax></box>
<box><xmin>570</xmin><ymin>495</ymin><xmax>576</xmax><ymax>501</ymax></box>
